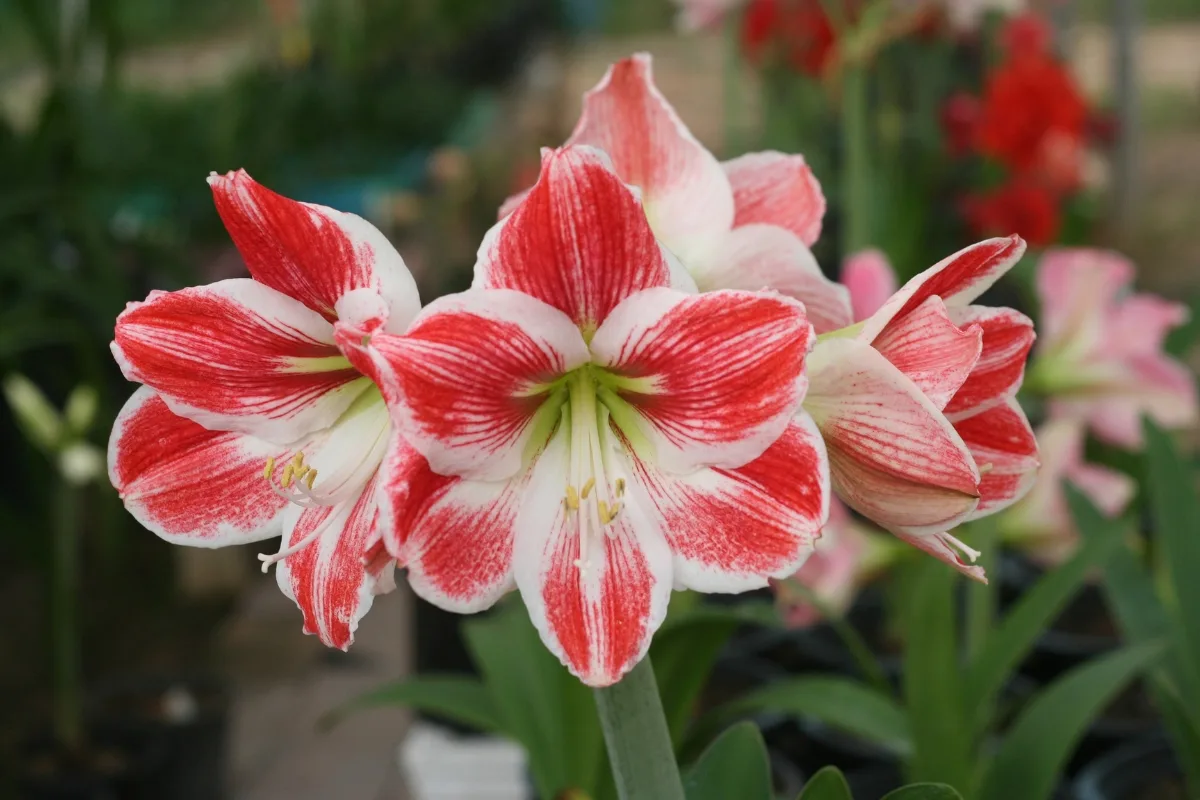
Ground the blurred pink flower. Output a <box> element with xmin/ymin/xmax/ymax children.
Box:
<box><xmin>1031</xmin><ymin>249</ymin><xmax>1198</xmax><ymax>448</ymax></box>
<box><xmin>1002</xmin><ymin>417</ymin><xmax>1135</xmax><ymax>564</ymax></box>
<box><xmin>671</xmin><ymin>0</ymin><xmax>746</xmax><ymax>31</ymax></box>
<box><xmin>842</xmin><ymin>249</ymin><xmax>898</xmax><ymax>322</ymax></box>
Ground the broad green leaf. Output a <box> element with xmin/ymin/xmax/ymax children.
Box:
<box><xmin>797</xmin><ymin>766</ymin><xmax>853</xmax><ymax>800</ymax></box>
<box><xmin>978</xmin><ymin>642</ymin><xmax>1164</xmax><ymax>800</ymax></box>
<box><xmin>965</xmin><ymin>484</ymin><xmax>1126</xmax><ymax>734</ymax></box>
<box><xmin>684</xmin><ymin>722</ymin><xmax>772</xmax><ymax>800</ymax></box>
<box><xmin>687</xmin><ymin>676</ymin><xmax>911</xmax><ymax>758</ymax></box>
<box><xmin>318</xmin><ymin>675</ymin><xmax>500</xmax><ymax>733</ymax></box>
<box><xmin>881</xmin><ymin>785</ymin><xmax>963</xmax><ymax>800</ymax></box>
<box><xmin>903</xmin><ymin>561</ymin><xmax>969</xmax><ymax>788</ymax></box>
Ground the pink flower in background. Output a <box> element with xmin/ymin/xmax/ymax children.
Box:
<box><xmin>363</xmin><ymin>147</ymin><xmax>829</xmax><ymax>686</ymax></box>
<box><xmin>806</xmin><ymin>240</ymin><xmax>1040</xmax><ymax>581</ymax></box>
<box><xmin>842</xmin><ymin>249</ymin><xmax>897</xmax><ymax>321</ymax></box>
<box><xmin>109</xmin><ymin>171</ymin><xmax>422</xmax><ymax>650</ymax></box>
<box><xmin>1031</xmin><ymin>248</ymin><xmax>1198</xmax><ymax>448</ymax></box>
<box><xmin>1001</xmin><ymin>417</ymin><xmax>1135</xmax><ymax>565</ymax></box>
<box><xmin>500</xmin><ymin>53</ymin><xmax>853</xmax><ymax>335</ymax></box>
<box><xmin>671</xmin><ymin>0</ymin><xmax>746</xmax><ymax>31</ymax></box>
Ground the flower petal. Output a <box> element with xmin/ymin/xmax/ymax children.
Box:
<box><xmin>377</xmin><ymin>438</ymin><xmax>520</xmax><ymax>612</ymax></box>
<box><xmin>1035</xmin><ymin>248</ymin><xmax>1132</xmax><ymax>355</ymax></box>
<box><xmin>629</xmin><ymin>413</ymin><xmax>827</xmax><ymax>593</ymax></box>
<box><xmin>514</xmin><ymin>430</ymin><xmax>673</xmax><ymax>687</ymax></box>
<box><xmin>274</xmin><ymin>476</ymin><xmax>383</xmax><ymax>651</ymax></box>
<box><xmin>685</xmin><ymin>224</ymin><xmax>853</xmax><ymax>334</ymax></box>
<box><xmin>209</xmin><ymin>170</ymin><xmax>420</xmax><ymax>333</ymax></box>
<box><xmin>872</xmin><ymin>296</ymin><xmax>983</xmax><ymax>411</ymax></box>
<box><xmin>108</xmin><ymin>387</ymin><xmax>290</xmax><ymax>546</ymax></box>
<box><xmin>112</xmin><ymin>279</ymin><xmax>370</xmax><ymax>444</ymax></box>
<box><xmin>860</xmin><ymin>235</ymin><xmax>1027</xmax><ymax>342</ymax></box>
<box><xmin>804</xmin><ymin>338</ymin><xmax>980</xmax><ymax>535</ymax></box>
<box><xmin>565</xmin><ymin>53</ymin><xmax>734</xmax><ymax>260</ymax></box>
<box><xmin>1104</xmin><ymin>294</ymin><xmax>1190</xmax><ymax>360</ymax></box>
<box><xmin>953</xmin><ymin>398</ymin><xmax>1039</xmax><ymax>519</ymax></box>
<box><xmin>890</xmin><ymin>530</ymin><xmax>988</xmax><ymax>583</ymax></box>
<box><xmin>473</xmin><ymin>146</ymin><xmax>685</xmax><ymax>331</ymax></box>
<box><xmin>944</xmin><ymin>306</ymin><xmax>1036</xmax><ymax>417</ymax></box>
<box><xmin>842</xmin><ymin>250</ymin><xmax>897</xmax><ymax>322</ymax></box>
<box><xmin>1071</xmin><ymin>463</ymin><xmax>1137</xmax><ymax>519</ymax></box>
<box><xmin>368</xmin><ymin>289</ymin><xmax>589</xmax><ymax>481</ymax></box>
<box><xmin>590</xmin><ymin>287</ymin><xmax>812</xmax><ymax>472</ymax></box>
<box><xmin>724</xmin><ymin>151</ymin><xmax>825</xmax><ymax>246</ymax></box>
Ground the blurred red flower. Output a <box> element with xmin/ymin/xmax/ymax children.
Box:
<box><xmin>999</xmin><ymin>11</ymin><xmax>1053</xmax><ymax>59</ymax></box>
<box><xmin>941</xmin><ymin>91</ymin><xmax>981</xmax><ymax>157</ymax></box>
<box><xmin>741</xmin><ymin>0</ymin><xmax>839</xmax><ymax>76</ymax></box>
<box><xmin>963</xmin><ymin>179</ymin><xmax>1060</xmax><ymax>246</ymax></box>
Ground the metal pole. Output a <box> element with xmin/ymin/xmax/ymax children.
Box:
<box><xmin>1112</xmin><ymin>0</ymin><xmax>1139</xmax><ymax>239</ymax></box>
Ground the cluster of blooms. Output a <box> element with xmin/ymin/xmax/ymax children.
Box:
<box><xmin>109</xmin><ymin>54</ymin><xmax>1042</xmax><ymax>685</ymax></box>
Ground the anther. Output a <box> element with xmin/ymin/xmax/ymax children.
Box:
<box><xmin>565</xmin><ymin>485</ymin><xmax>580</xmax><ymax>510</ymax></box>
<box><xmin>943</xmin><ymin>533</ymin><xmax>982</xmax><ymax>563</ymax></box>
<box><xmin>614</xmin><ymin>478</ymin><xmax>625</xmax><ymax>497</ymax></box>
<box><xmin>263</xmin><ymin>456</ymin><xmax>276</xmax><ymax>481</ymax></box>
<box><xmin>306</xmin><ymin>469</ymin><xmax>317</xmax><ymax>489</ymax></box>
<box><xmin>281</xmin><ymin>463</ymin><xmax>294</xmax><ymax>488</ymax></box>
<box><xmin>978</xmin><ymin>462</ymin><xmax>994</xmax><ymax>475</ymax></box>
<box><xmin>580</xmin><ymin>477</ymin><xmax>595</xmax><ymax>499</ymax></box>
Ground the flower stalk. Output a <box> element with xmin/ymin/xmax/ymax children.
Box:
<box><xmin>593</xmin><ymin>656</ymin><xmax>686</xmax><ymax>800</ymax></box>
<box><xmin>841</xmin><ymin>61</ymin><xmax>872</xmax><ymax>255</ymax></box>
<box><xmin>53</xmin><ymin>476</ymin><xmax>82</xmax><ymax>751</ymax></box>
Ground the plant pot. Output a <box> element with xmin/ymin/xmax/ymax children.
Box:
<box><xmin>16</xmin><ymin>726</ymin><xmax>166</xmax><ymax>800</ymax></box>
<box><xmin>1073</xmin><ymin>734</ymin><xmax>1186</xmax><ymax>800</ymax></box>
<box><xmin>89</xmin><ymin>674</ymin><xmax>229</xmax><ymax>800</ymax></box>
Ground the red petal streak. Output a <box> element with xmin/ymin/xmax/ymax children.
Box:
<box><xmin>113</xmin><ymin>279</ymin><xmax>364</xmax><ymax>442</ymax></box>
<box><xmin>591</xmin><ymin>288</ymin><xmax>812</xmax><ymax>472</ymax></box>
<box><xmin>724</xmin><ymin>151</ymin><xmax>826</xmax><ymax>246</ymax></box>
<box><xmin>954</xmin><ymin>399</ymin><xmax>1039</xmax><ymax>518</ymax></box>
<box><xmin>945</xmin><ymin>306</ymin><xmax>1035</xmax><ymax>417</ymax></box>
<box><xmin>108</xmin><ymin>387</ymin><xmax>289</xmax><ymax>545</ymax></box>
<box><xmin>209</xmin><ymin>170</ymin><xmax>419</xmax><ymax>330</ymax></box>
<box><xmin>630</xmin><ymin>415</ymin><xmax>827</xmax><ymax>592</ymax></box>
<box><xmin>474</xmin><ymin>146</ymin><xmax>674</xmax><ymax>331</ymax></box>
<box><xmin>276</xmin><ymin>476</ymin><xmax>381</xmax><ymax>650</ymax></box>
<box><xmin>873</xmin><ymin>296</ymin><xmax>983</xmax><ymax>411</ymax></box>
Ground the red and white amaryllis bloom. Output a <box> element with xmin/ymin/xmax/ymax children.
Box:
<box><xmin>803</xmin><ymin>239</ymin><xmax>1040</xmax><ymax>581</ymax></box>
<box><xmin>360</xmin><ymin>147</ymin><xmax>830</xmax><ymax>686</ymax></box>
<box><xmin>108</xmin><ymin>170</ymin><xmax>419</xmax><ymax>650</ymax></box>
<box><xmin>500</xmin><ymin>53</ymin><xmax>853</xmax><ymax>335</ymax></box>
<box><xmin>1030</xmin><ymin>248</ymin><xmax>1198</xmax><ymax>448</ymax></box>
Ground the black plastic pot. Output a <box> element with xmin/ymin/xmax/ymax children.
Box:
<box><xmin>15</xmin><ymin>726</ymin><xmax>166</xmax><ymax>800</ymax></box>
<box><xmin>1073</xmin><ymin>734</ymin><xmax>1186</xmax><ymax>800</ymax></box>
<box><xmin>89</xmin><ymin>674</ymin><xmax>230</xmax><ymax>800</ymax></box>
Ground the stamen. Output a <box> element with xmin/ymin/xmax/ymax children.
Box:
<box><xmin>978</xmin><ymin>462</ymin><xmax>994</xmax><ymax>475</ymax></box>
<box><xmin>565</xmin><ymin>485</ymin><xmax>580</xmax><ymax>510</ymax></box>
<box><xmin>580</xmin><ymin>477</ymin><xmax>595</xmax><ymax>499</ymax></box>
<box><xmin>281</xmin><ymin>463</ymin><xmax>294</xmax><ymax>488</ymax></box>
<box><xmin>614</xmin><ymin>478</ymin><xmax>625</xmax><ymax>497</ymax></box>
<box><xmin>257</xmin><ymin>510</ymin><xmax>337</xmax><ymax>573</ymax></box>
<box><xmin>306</xmin><ymin>468</ymin><xmax>317</xmax><ymax>489</ymax></box>
<box><xmin>266</xmin><ymin>481</ymin><xmax>322</xmax><ymax>509</ymax></box>
<box><xmin>263</xmin><ymin>456</ymin><xmax>276</xmax><ymax>480</ymax></box>
<box><xmin>942</xmin><ymin>533</ymin><xmax>982</xmax><ymax>563</ymax></box>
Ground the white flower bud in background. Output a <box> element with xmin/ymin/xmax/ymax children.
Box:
<box><xmin>58</xmin><ymin>442</ymin><xmax>105</xmax><ymax>486</ymax></box>
<box><xmin>4</xmin><ymin>374</ymin><xmax>64</xmax><ymax>453</ymax></box>
<box><xmin>64</xmin><ymin>386</ymin><xmax>99</xmax><ymax>436</ymax></box>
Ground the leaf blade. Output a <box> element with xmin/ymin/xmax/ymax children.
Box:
<box><xmin>318</xmin><ymin>675</ymin><xmax>501</xmax><ymax>733</ymax></box>
<box><xmin>684</xmin><ymin>721</ymin><xmax>773</xmax><ymax>800</ymax></box>
<box><xmin>798</xmin><ymin>765</ymin><xmax>854</xmax><ymax>800</ymax></box>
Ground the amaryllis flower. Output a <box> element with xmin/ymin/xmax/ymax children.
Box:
<box><xmin>804</xmin><ymin>239</ymin><xmax>1040</xmax><ymax>581</ymax></box>
<box><xmin>963</xmin><ymin>178</ymin><xmax>1061</xmax><ymax>246</ymax></box>
<box><xmin>841</xmin><ymin>249</ymin><xmax>897</xmax><ymax>322</ymax></box>
<box><xmin>741</xmin><ymin>0</ymin><xmax>840</xmax><ymax>76</ymax></box>
<box><xmin>1029</xmin><ymin>248</ymin><xmax>1198</xmax><ymax>448</ymax></box>
<box><xmin>108</xmin><ymin>170</ymin><xmax>421</xmax><ymax>649</ymax></box>
<box><xmin>500</xmin><ymin>53</ymin><xmax>852</xmax><ymax>335</ymax></box>
<box><xmin>1000</xmin><ymin>416</ymin><xmax>1134</xmax><ymax>565</ymax></box>
<box><xmin>359</xmin><ymin>147</ymin><xmax>830</xmax><ymax>686</ymax></box>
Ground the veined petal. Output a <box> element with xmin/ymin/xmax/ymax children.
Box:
<box><xmin>685</xmin><ymin>224</ymin><xmax>853</xmax><ymax>334</ymax></box>
<box><xmin>954</xmin><ymin>398</ymin><xmax>1039</xmax><ymax>519</ymax></box>
<box><xmin>209</xmin><ymin>170</ymin><xmax>420</xmax><ymax>333</ymax></box>
<box><xmin>891</xmin><ymin>530</ymin><xmax>988</xmax><ymax>583</ymax></box>
<box><xmin>872</xmin><ymin>296</ymin><xmax>983</xmax><ymax>411</ymax></box>
<box><xmin>591</xmin><ymin>287</ymin><xmax>812</xmax><ymax>473</ymax></box>
<box><xmin>565</xmin><ymin>53</ymin><xmax>734</xmax><ymax>260</ymax></box>
<box><xmin>108</xmin><ymin>387</ymin><xmax>290</xmax><ymax>546</ymax></box>
<box><xmin>377</xmin><ymin>438</ymin><xmax>520</xmax><ymax>612</ymax></box>
<box><xmin>112</xmin><ymin>279</ymin><xmax>369</xmax><ymax>444</ymax></box>
<box><xmin>860</xmin><ymin>235</ymin><xmax>1026</xmax><ymax>342</ymax></box>
<box><xmin>630</xmin><ymin>414</ymin><xmax>827</xmax><ymax>593</ymax></box>
<box><xmin>724</xmin><ymin>151</ymin><xmax>825</xmax><ymax>247</ymax></box>
<box><xmin>944</xmin><ymin>306</ymin><xmax>1036</xmax><ymax>417</ymax></box>
<box><xmin>473</xmin><ymin>146</ymin><xmax>683</xmax><ymax>332</ymax></box>
<box><xmin>842</xmin><ymin>250</ymin><xmax>898</xmax><ymax>322</ymax></box>
<box><xmin>514</xmin><ymin>429</ymin><xmax>673</xmax><ymax>687</ymax></box>
<box><xmin>1104</xmin><ymin>294</ymin><xmax>1190</xmax><ymax>360</ymax></box>
<box><xmin>274</xmin><ymin>475</ymin><xmax>383</xmax><ymax>651</ymax></box>
<box><xmin>805</xmin><ymin>338</ymin><xmax>980</xmax><ymax>535</ymax></box>
<box><xmin>1071</xmin><ymin>463</ymin><xmax>1137</xmax><ymax>519</ymax></box>
<box><xmin>368</xmin><ymin>289</ymin><xmax>589</xmax><ymax>481</ymax></box>
<box><xmin>1035</xmin><ymin>248</ymin><xmax>1132</xmax><ymax>355</ymax></box>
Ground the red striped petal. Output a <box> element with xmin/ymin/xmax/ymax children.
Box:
<box><xmin>590</xmin><ymin>288</ymin><xmax>812</xmax><ymax>472</ymax></box>
<box><xmin>108</xmin><ymin>387</ymin><xmax>290</xmax><ymax>545</ymax></box>
<box><xmin>113</xmin><ymin>279</ymin><xmax>369</xmax><ymax>443</ymax></box>
<box><xmin>724</xmin><ymin>151</ymin><xmax>825</xmax><ymax>247</ymax></box>
<box><xmin>873</xmin><ymin>296</ymin><xmax>983</xmax><ymax>411</ymax></box>
<box><xmin>945</xmin><ymin>306</ymin><xmax>1035</xmax><ymax>417</ymax></box>
<box><xmin>209</xmin><ymin>170</ymin><xmax>419</xmax><ymax>332</ymax></box>
<box><xmin>954</xmin><ymin>398</ymin><xmax>1039</xmax><ymax>519</ymax></box>
<box><xmin>891</xmin><ymin>530</ymin><xmax>989</xmax><ymax>583</ymax></box>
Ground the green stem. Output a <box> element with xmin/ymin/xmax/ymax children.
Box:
<box><xmin>965</xmin><ymin>520</ymin><xmax>999</xmax><ymax>663</ymax></box>
<box><xmin>53</xmin><ymin>478</ymin><xmax>82</xmax><ymax>751</ymax></box>
<box><xmin>722</xmin><ymin>15</ymin><xmax>743</xmax><ymax>156</ymax></box>
<box><xmin>840</xmin><ymin>62</ymin><xmax>872</xmax><ymax>255</ymax></box>
<box><xmin>593</xmin><ymin>656</ymin><xmax>686</xmax><ymax>800</ymax></box>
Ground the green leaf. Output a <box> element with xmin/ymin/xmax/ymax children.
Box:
<box><xmin>652</xmin><ymin>601</ymin><xmax>778</xmax><ymax>748</ymax></box>
<box><xmin>797</xmin><ymin>766</ymin><xmax>853</xmax><ymax>800</ymax></box>
<box><xmin>965</xmin><ymin>485</ymin><xmax>1126</xmax><ymax>733</ymax></box>
<box><xmin>318</xmin><ymin>675</ymin><xmax>500</xmax><ymax>733</ymax></box>
<box><xmin>902</xmin><ymin>561</ymin><xmax>969</xmax><ymax>788</ymax></box>
<box><xmin>684</xmin><ymin>722</ymin><xmax>772</xmax><ymax>800</ymax></box>
<box><xmin>881</xmin><ymin>785</ymin><xmax>963</xmax><ymax>800</ymax></box>
<box><xmin>978</xmin><ymin>641</ymin><xmax>1164</xmax><ymax>800</ymax></box>
<box><xmin>687</xmin><ymin>676</ymin><xmax>911</xmax><ymax>758</ymax></box>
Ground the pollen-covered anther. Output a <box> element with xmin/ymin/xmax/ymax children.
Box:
<box><xmin>564</xmin><ymin>485</ymin><xmax>580</xmax><ymax>511</ymax></box>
